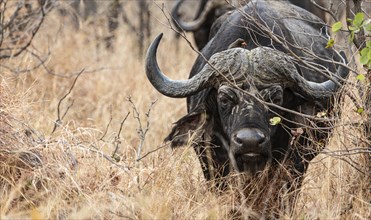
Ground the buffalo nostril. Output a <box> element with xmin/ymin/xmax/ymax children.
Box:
<box><xmin>233</xmin><ymin>128</ymin><xmax>266</xmax><ymax>147</ymax></box>
<box><xmin>257</xmin><ymin>131</ymin><xmax>265</xmax><ymax>144</ymax></box>
<box><xmin>233</xmin><ymin>133</ymin><xmax>243</xmax><ymax>145</ymax></box>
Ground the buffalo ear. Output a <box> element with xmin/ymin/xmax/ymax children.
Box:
<box><xmin>165</xmin><ymin>111</ymin><xmax>207</xmax><ymax>148</ymax></box>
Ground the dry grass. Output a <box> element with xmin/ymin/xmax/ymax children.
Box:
<box><xmin>0</xmin><ymin>2</ymin><xmax>369</xmax><ymax>219</ymax></box>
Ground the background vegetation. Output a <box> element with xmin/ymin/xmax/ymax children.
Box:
<box><xmin>0</xmin><ymin>0</ymin><xmax>369</xmax><ymax>219</ymax></box>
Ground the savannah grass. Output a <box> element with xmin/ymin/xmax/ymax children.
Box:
<box><xmin>0</xmin><ymin>2</ymin><xmax>369</xmax><ymax>219</ymax></box>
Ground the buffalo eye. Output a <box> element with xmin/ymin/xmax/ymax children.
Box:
<box><xmin>260</xmin><ymin>85</ymin><xmax>283</xmax><ymax>106</ymax></box>
<box><xmin>217</xmin><ymin>89</ymin><xmax>237</xmax><ymax>112</ymax></box>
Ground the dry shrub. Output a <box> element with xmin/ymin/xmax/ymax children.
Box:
<box><xmin>0</xmin><ymin>74</ymin><xmax>44</xmax><ymax>218</ymax></box>
<box><xmin>0</xmin><ymin>1</ymin><xmax>369</xmax><ymax>219</ymax></box>
<box><xmin>295</xmin><ymin>83</ymin><xmax>370</xmax><ymax>219</ymax></box>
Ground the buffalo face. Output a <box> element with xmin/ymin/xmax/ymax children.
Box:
<box><xmin>217</xmin><ymin>84</ymin><xmax>285</xmax><ymax>174</ymax></box>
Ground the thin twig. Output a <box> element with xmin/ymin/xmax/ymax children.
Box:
<box><xmin>1</xmin><ymin>4</ymin><xmax>46</xmax><ymax>59</ymax></box>
<box><xmin>310</xmin><ymin>0</ymin><xmax>337</xmax><ymax>21</ymax></box>
<box><xmin>51</xmin><ymin>69</ymin><xmax>84</xmax><ymax>134</ymax></box>
<box><xmin>126</xmin><ymin>97</ymin><xmax>157</xmax><ymax>161</ymax></box>
<box><xmin>136</xmin><ymin>143</ymin><xmax>168</xmax><ymax>162</ymax></box>
<box><xmin>100</xmin><ymin>106</ymin><xmax>113</xmax><ymax>141</ymax></box>
<box><xmin>112</xmin><ymin>112</ymin><xmax>130</xmax><ymax>158</ymax></box>
<box><xmin>87</xmin><ymin>144</ymin><xmax>130</xmax><ymax>172</ymax></box>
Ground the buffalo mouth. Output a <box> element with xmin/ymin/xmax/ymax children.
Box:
<box><xmin>215</xmin><ymin>131</ymin><xmax>272</xmax><ymax>174</ymax></box>
<box><xmin>227</xmin><ymin>129</ymin><xmax>272</xmax><ymax>174</ymax></box>
<box><xmin>237</xmin><ymin>152</ymin><xmax>268</xmax><ymax>162</ymax></box>
<box><xmin>234</xmin><ymin>152</ymin><xmax>271</xmax><ymax>175</ymax></box>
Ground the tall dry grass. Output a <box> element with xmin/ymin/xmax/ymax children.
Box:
<box><xmin>0</xmin><ymin>1</ymin><xmax>369</xmax><ymax>219</ymax></box>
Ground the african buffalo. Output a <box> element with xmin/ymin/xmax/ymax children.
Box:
<box><xmin>147</xmin><ymin>0</ymin><xmax>348</xmax><ymax>214</ymax></box>
<box><xmin>172</xmin><ymin>0</ymin><xmax>233</xmax><ymax>49</ymax></box>
<box><xmin>172</xmin><ymin>0</ymin><xmax>340</xmax><ymax>50</ymax></box>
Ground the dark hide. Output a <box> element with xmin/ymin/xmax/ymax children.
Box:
<box><xmin>166</xmin><ymin>0</ymin><xmax>346</xmax><ymax>184</ymax></box>
<box><xmin>144</xmin><ymin>0</ymin><xmax>348</xmax><ymax>216</ymax></box>
<box><xmin>172</xmin><ymin>0</ymin><xmax>233</xmax><ymax>50</ymax></box>
<box><xmin>172</xmin><ymin>0</ymin><xmax>331</xmax><ymax>50</ymax></box>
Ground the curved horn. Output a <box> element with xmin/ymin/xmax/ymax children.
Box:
<box><xmin>171</xmin><ymin>0</ymin><xmax>221</xmax><ymax>31</ymax></box>
<box><xmin>283</xmin><ymin>54</ymin><xmax>348</xmax><ymax>100</ymax></box>
<box><xmin>145</xmin><ymin>33</ymin><xmax>214</xmax><ymax>98</ymax></box>
<box><xmin>290</xmin><ymin>68</ymin><xmax>347</xmax><ymax>100</ymax></box>
<box><xmin>249</xmin><ymin>48</ymin><xmax>348</xmax><ymax>100</ymax></box>
<box><xmin>306</xmin><ymin>51</ymin><xmax>349</xmax><ymax>92</ymax></box>
<box><xmin>146</xmin><ymin>40</ymin><xmax>348</xmax><ymax>100</ymax></box>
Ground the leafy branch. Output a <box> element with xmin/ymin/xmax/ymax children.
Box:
<box><xmin>329</xmin><ymin>12</ymin><xmax>370</xmax><ymax>69</ymax></box>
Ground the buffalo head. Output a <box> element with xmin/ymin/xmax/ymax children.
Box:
<box><xmin>172</xmin><ymin>0</ymin><xmax>230</xmax><ymax>32</ymax></box>
<box><xmin>145</xmin><ymin>33</ymin><xmax>347</xmax><ymax>175</ymax></box>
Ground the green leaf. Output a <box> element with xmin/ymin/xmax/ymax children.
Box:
<box><xmin>366</xmin><ymin>41</ymin><xmax>371</xmax><ymax>48</ymax></box>
<box><xmin>356</xmin><ymin>74</ymin><xmax>365</xmax><ymax>81</ymax></box>
<box><xmin>360</xmin><ymin>56</ymin><xmax>369</xmax><ymax>65</ymax></box>
<box><xmin>359</xmin><ymin>47</ymin><xmax>371</xmax><ymax>65</ymax></box>
<box><xmin>365</xmin><ymin>23</ymin><xmax>371</xmax><ymax>31</ymax></box>
<box><xmin>348</xmin><ymin>31</ymin><xmax>355</xmax><ymax>42</ymax></box>
<box><xmin>331</xmin><ymin>21</ymin><xmax>343</xmax><ymax>33</ymax></box>
<box><xmin>316</xmin><ymin>111</ymin><xmax>327</xmax><ymax>118</ymax></box>
<box><xmin>326</xmin><ymin>38</ymin><xmax>335</xmax><ymax>48</ymax></box>
<box><xmin>356</xmin><ymin>108</ymin><xmax>364</xmax><ymax>114</ymax></box>
<box><xmin>360</xmin><ymin>47</ymin><xmax>369</xmax><ymax>56</ymax></box>
<box><xmin>348</xmin><ymin>25</ymin><xmax>359</xmax><ymax>32</ymax></box>
<box><xmin>353</xmin><ymin>12</ymin><xmax>364</xmax><ymax>27</ymax></box>
<box><xmin>269</xmin><ymin>117</ymin><xmax>281</xmax><ymax>126</ymax></box>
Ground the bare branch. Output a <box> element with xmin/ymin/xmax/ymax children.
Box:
<box><xmin>87</xmin><ymin>144</ymin><xmax>130</xmax><ymax>173</ymax></box>
<box><xmin>100</xmin><ymin>106</ymin><xmax>113</xmax><ymax>141</ymax></box>
<box><xmin>0</xmin><ymin>0</ymin><xmax>54</xmax><ymax>59</ymax></box>
<box><xmin>126</xmin><ymin>96</ymin><xmax>157</xmax><ymax>162</ymax></box>
<box><xmin>136</xmin><ymin>143</ymin><xmax>168</xmax><ymax>162</ymax></box>
<box><xmin>51</xmin><ymin>68</ymin><xmax>84</xmax><ymax>134</ymax></box>
<box><xmin>112</xmin><ymin>112</ymin><xmax>130</xmax><ymax>159</ymax></box>
<box><xmin>310</xmin><ymin>0</ymin><xmax>337</xmax><ymax>21</ymax></box>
